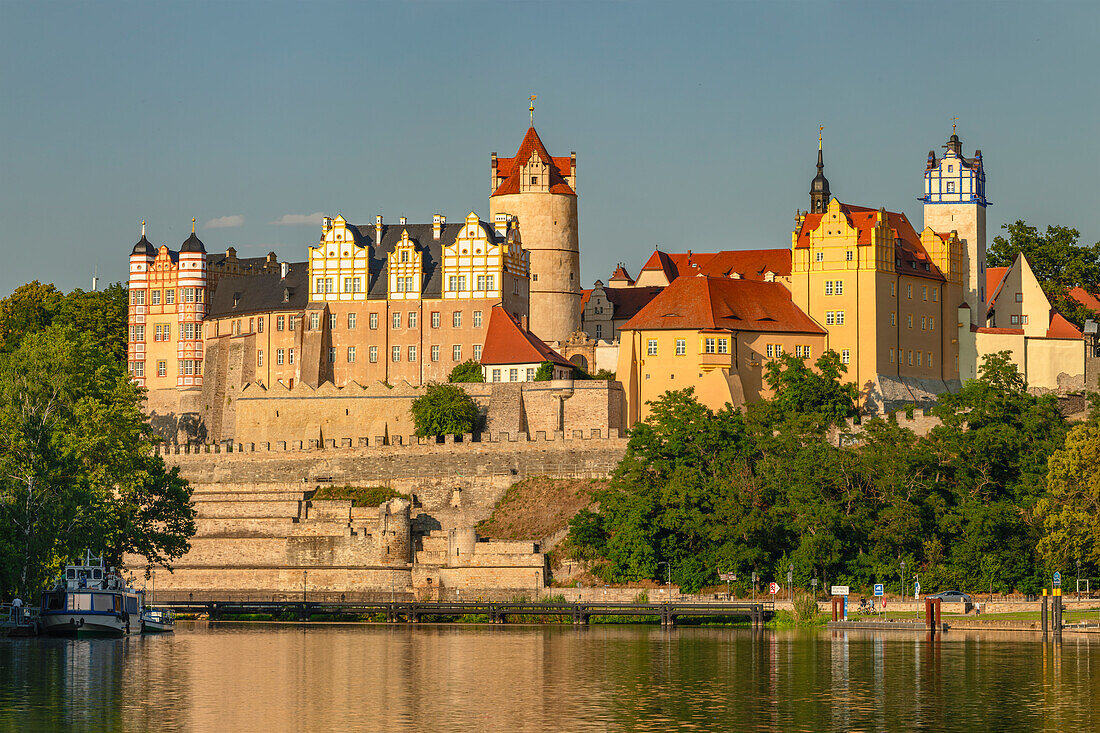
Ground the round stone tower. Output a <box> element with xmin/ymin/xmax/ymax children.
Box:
<box><xmin>489</xmin><ymin>125</ymin><xmax>580</xmax><ymax>343</ymax></box>
<box><xmin>379</xmin><ymin>498</ymin><xmax>411</xmax><ymax>565</ymax></box>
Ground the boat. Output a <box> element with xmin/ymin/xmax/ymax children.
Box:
<box><xmin>38</xmin><ymin>552</ymin><xmax>143</xmax><ymax>637</ymax></box>
<box><xmin>141</xmin><ymin>606</ymin><xmax>175</xmax><ymax>633</ymax></box>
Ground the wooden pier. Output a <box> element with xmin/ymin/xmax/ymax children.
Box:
<box><xmin>160</xmin><ymin>599</ymin><xmax>775</xmax><ymax>627</ymax></box>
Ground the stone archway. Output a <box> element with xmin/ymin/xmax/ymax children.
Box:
<box><xmin>570</xmin><ymin>354</ymin><xmax>589</xmax><ymax>372</ymax></box>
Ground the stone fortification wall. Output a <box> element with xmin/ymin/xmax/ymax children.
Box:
<box><xmin>148</xmin><ymin>378</ymin><xmax>624</xmax><ymax>447</ymax></box>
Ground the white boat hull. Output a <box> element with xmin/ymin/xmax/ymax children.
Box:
<box><xmin>40</xmin><ymin>612</ymin><xmax>137</xmax><ymax>637</ymax></box>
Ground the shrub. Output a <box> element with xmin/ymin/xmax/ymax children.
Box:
<box><xmin>792</xmin><ymin>593</ymin><xmax>821</xmax><ymax>626</ymax></box>
<box><xmin>448</xmin><ymin>359</ymin><xmax>484</xmax><ymax>383</ymax></box>
<box><xmin>410</xmin><ymin>383</ymin><xmax>478</xmax><ymax>437</ymax></box>
<box><xmin>534</xmin><ymin>361</ymin><xmax>555</xmax><ymax>381</ymax></box>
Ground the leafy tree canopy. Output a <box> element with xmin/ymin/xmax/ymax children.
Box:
<box><xmin>410</xmin><ymin>383</ymin><xmax>479</xmax><ymax>437</ymax></box>
<box><xmin>759</xmin><ymin>350</ymin><xmax>858</xmax><ymax>428</ymax></box>
<box><xmin>0</xmin><ymin>281</ymin><xmax>127</xmax><ymax>359</ymax></box>
<box><xmin>534</xmin><ymin>361</ymin><xmax>555</xmax><ymax>381</ymax></box>
<box><xmin>447</xmin><ymin>359</ymin><xmax>484</xmax><ymax>383</ymax></box>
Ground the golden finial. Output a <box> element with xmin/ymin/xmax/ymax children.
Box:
<box><xmin>191</xmin><ymin>217</ymin><xmax>196</xmax><ymax>233</ymax></box>
<box><xmin>529</xmin><ymin>95</ymin><xmax>537</xmax><ymax>125</ymax></box>
<box><xmin>818</xmin><ymin>125</ymin><xmax>824</xmax><ymax>150</ymax></box>
<box><xmin>141</xmin><ymin>220</ymin><xmax>146</xmax><ymax>237</ymax></box>
<box><xmin>952</xmin><ymin>117</ymin><xmax>959</xmax><ymax>135</ymax></box>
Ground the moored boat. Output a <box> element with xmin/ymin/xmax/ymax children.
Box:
<box><xmin>141</xmin><ymin>606</ymin><xmax>175</xmax><ymax>633</ymax></box>
<box><xmin>39</xmin><ymin>552</ymin><xmax>143</xmax><ymax>637</ymax></box>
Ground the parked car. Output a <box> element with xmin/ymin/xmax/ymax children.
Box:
<box><xmin>927</xmin><ymin>590</ymin><xmax>973</xmax><ymax>604</ymax></box>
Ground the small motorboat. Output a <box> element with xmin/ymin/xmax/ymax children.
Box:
<box><xmin>141</xmin><ymin>606</ymin><xmax>175</xmax><ymax>633</ymax></box>
<box><xmin>39</xmin><ymin>552</ymin><xmax>143</xmax><ymax>637</ymax></box>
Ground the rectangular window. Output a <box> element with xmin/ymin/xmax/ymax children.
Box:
<box><xmin>477</xmin><ymin>275</ymin><xmax>487</xmax><ymax>291</ymax></box>
<box><xmin>458</xmin><ymin>275</ymin><xmax>467</xmax><ymax>291</ymax></box>
<box><xmin>908</xmin><ymin>314</ymin><xmax>914</xmax><ymax>329</ymax></box>
<box><xmin>803</xmin><ymin>346</ymin><xmax>811</xmax><ymax>359</ymax></box>
<box><xmin>392</xmin><ymin>312</ymin><xmax>401</xmax><ymax>329</ymax></box>
<box><xmin>815</xmin><ymin>252</ymin><xmax>824</xmax><ymax>263</ymax></box>
<box><xmin>258</xmin><ymin>317</ymin><xmax>264</xmax><ymax>333</ymax></box>
<box><xmin>453</xmin><ymin>311</ymin><xmax>462</xmax><ymax>328</ymax></box>
<box><xmin>369</xmin><ymin>346</ymin><xmax>378</xmax><ymax>363</ymax></box>
<box><xmin>151</xmin><ymin>290</ymin><xmax>161</xmax><ymax>305</ymax></box>
<box><xmin>509</xmin><ymin>368</ymin><xmax>518</xmax><ymax>382</ymax></box>
<box><xmin>921</xmin><ymin>316</ymin><xmax>927</xmax><ymax>330</ymax></box>
<box><xmin>492</xmin><ymin>369</ymin><xmax>501</xmax><ymax>382</ymax></box>
<box><xmin>408</xmin><ymin>346</ymin><xmax>417</xmax><ymax>362</ymax></box>
<box><xmin>825</xmin><ymin>281</ymin><xmax>833</xmax><ymax>296</ymax></box>
<box><xmin>310</xmin><ymin>312</ymin><xmax>320</xmax><ymax>330</ymax></box>
<box><xmin>846</xmin><ymin>251</ymin><xmax>853</xmax><ymax>262</ymax></box>
<box><xmin>841</xmin><ymin>349</ymin><xmax>850</xmax><ymax>364</ymax></box>
<box><xmin>1010</xmin><ymin>315</ymin><xmax>1020</xmax><ymax>325</ymax></box>
<box><xmin>157</xmin><ymin>360</ymin><xmax>166</xmax><ymax>377</ymax></box>
<box><xmin>431</xmin><ymin>345</ymin><xmax>440</xmax><ymax>362</ymax></box>
<box><xmin>932</xmin><ymin>288</ymin><xmax>938</xmax><ymax>302</ymax></box>
<box><xmin>154</xmin><ymin>325</ymin><xmax>162</xmax><ymax>341</ymax></box>
<box><xmin>1015</xmin><ymin>292</ymin><xmax>1023</xmax><ymax>303</ymax></box>
<box><xmin>908</xmin><ymin>350</ymin><xmax>913</xmax><ymax>366</ymax></box>
<box><xmin>431</xmin><ymin>312</ymin><xmax>440</xmax><ymax>329</ymax></box>
<box><xmin>249</xmin><ymin>317</ymin><xmax>254</xmax><ymax>333</ymax></box>
<box><xmin>526</xmin><ymin>368</ymin><xmax>535</xmax><ymax>381</ymax></box>
<box><xmin>348</xmin><ymin>346</ymin><xmax>356</xmax><ymax>363</ymax></box>
<box><xmin>328</xmin><ymin>347</ymin><xmax>336</xmax><ymax>364</ymax></box>
<box><xmin>929</xmin><ymin>317</ymin><xmax>935</xmax><ymax>330</ymax></box>
<box><xmin>907</xmin><ymin>284</ymin><xmax>913</xmax><ymax>299</ymax></box>
<box><xmin>133</xmin><ymin>361</ymin><xmax>144</xmax><ymax>378</ymax></box>
<box><xmin>453</xmin><ymin>345</ymin><xmax>462</xmax><ymax>361</ymax></box>
<box><xmin>775</xmin><ymin>344</ymin><xmax>783</xmax><ymax>356</ymax></box>
<box><xmin>165</xmin><ymin>290</ymin><xmax>175</xmax><ymax>305</ymax></box>
<box><xmin>929</xmin><ymin>353</ymin><xmax>934</xmax><ymax>368</ymax></box>
<box><xmin>916</xmin><ymin>351</ymin><xmax>922</xmax><ymax>366</ymax></box>
<box><xmin>473</xmin><ymin>310</ymin><xmax>482</xmax><ymax>328</ymax></box>
<box><xmin>1022</xmin><ymin>315</ymin><xmax>1029</xmax><ymax>325</ymax></box>
<box><xmin>288</xmin><ymin>348</ymin><xmax>295</xmax><ymax>365</ymax></box>
<box><xmin>675</xmin><ymin>339</ymin><xmax>686</xmax><ymax>356</ymax></box>
<box><xmin>183</xmin><ymin>288</ymin><xmax>195</xmax><ymax>304</ymax></box>
<box><xmin>325</xmin><ymin>278</ymin><xmax>333</xmax><ymax>293</ymax></box>
<box><xmin>595</xmin><ymin>324</ymin><xmax>603</xmax><ymax>339</ymax></box>
<box><xmin>277</xmin><ymin>348</ymin><xmax>285</xmax><ymax>365</ymax></box>
<box><xmin>326</xmin><ymin>314</ymin><xmax>334</xmax><ymax>329</ymax></box>
<box><xmin>485</xmin><ymin>275</ymin><xmax>494</xmax><ymax>291</ymax></box>
<box><xmin>946</xmin><ymin>181</ymin><xmax>955</xmax><ymax>193</ymax></box>
<box><xmin>889</xmin><ymin>347</ymin><xmax>895</xmax><ymax>364</ymax></box>
<box><xmin>288</xmin><ymin>316</ymin><xmax>297</xmax><ymax>331</ymax></box>
<box><xmin>134</xmin><ymin>325</ymin><xmax>145</xmax><ymax>342</ymax></box>
<box><xmin>835</xmin><ymin>280</ymin><xmax>843</xmax><ymax>296</ymax></box>
<box><xmin>473</xmin><ymin>344</ymin><xmax>482</xmax><ymax>361</ymax></box>
<box><xmin>132</xmin><ymin>290</ymin><xmax>145</xmax><ymax>305</ymax></box>
<box><xmin>835</xmin><ymin>311</ymin><xmax>845</xmax><ymax>325</ymax></box>
<box><xmin>717</xmin><ymin>339</ymin><xmax>728</xmax><ymax>354</ymax></box>
<box><xmin>890</xmin><ymin>282</ymin><xmax>896</xmax><ymax>297</ymax></box>
<box><xmin>766</xmin><ymin>344</ymin><xmax>774</xmax><ymax>358</ymax></box>
<box><xmin>891</xmin><ymin>312</ymin><xmax>896</xmax><ymax>327</ymax></box>
<box><xmin>922</xmin><ymin>286</ymin><xmax>928</xmax><ymax>301</ymax></box>
<box><xmin>826</xmin><ymin>311</ymin><xmax>835</xmax><ymax>326</ymax></box>
<box><xmin>647</xmin><ymin>339</ymin><xmax>658</xmax><ymax>356</ymax></box>
<box><xmin>795</xmin><ymin>345</ymin><xmax>802</xmax><ymax>358</ymax></box>
<box><xmin>391</xmin><ymin>346</ymin><xmax>401</xmax><ymax>362</ymax></box>
<box><xmin>704</xmin><ymin>338</ymin><xmax>716</xmax><ymax>354</ymax></box>
<box><xmin>347</xmin><ymin>313</ymin><xmax>357</xmax><ymax>329</ymax></box>
<box><xmin>448</xmin><ymin>275</ymin><xmax>458</xmax><ymax>292</ymax></box>
<box><xmin>258</xmin><ymin>350</ymin><xmax>264</xmax><ymax>367</ymax></box>
<box><xmin>409</xmin><ymin>311</ymin><xmax>417</xmax><ymax>328</ymax></box>
<box><xmin>369</xmin><ymin>313</ymin><xmax>378</xmax><ymax>330</ymax></box>
<box><xmin>344</xmin><ymin>277</ymin><xmax>358</xmax><ymax>293</ymax></box>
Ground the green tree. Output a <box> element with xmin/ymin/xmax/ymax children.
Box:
<box><xmin>410</xmin><ymin>383</ymin><xmax>479</xmax><ymax>437</ymax></box>
<box><xmin>1036</xmin><ymin>423</ymin><xmax>1100</xmax><ymax>575</ymax></box>
<box><xmin>761</xmin><ymin>350</ymin><xmax>858</xmax><ymax>428</ymax></box>
<box><xmin>988</xmin><ymin>220</ymin><xmax>1100</xmax><ymax>327</ymax></box>
<box><xmin>0</xmin><ymin>281</ymin><xmax>63</xmax><ymax>354</ymax></box>
<box><xmin>534</xmin><ymin>361</ymin><xmax>554</xmax><ymax>381</ymax></box>
<box><xmin>447</xmin><ymin>359</ymin><xmax>484</xmax><ymax>383</ymax></box>
<box><xmin>0</xmin><ymin>326</ymin><xmax>196</xmax><ymax>599</ymax></box>
<box><xmin>54</xmin><ymin>283</ymin><xmax>129</xmax><ymax>363</ymax></box>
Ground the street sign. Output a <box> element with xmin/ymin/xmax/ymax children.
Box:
<box><xmin>1054</xmin><ymin>572</ymin><xmax>1062</xmax><ymax>588</ymax></box>
<box><xmin>874</xmin><ymin>584</ymin><xmax>884</xmax><ymax>597</ymax></box>
<box><xmin>831</xmin><ymin>585</ymin><xmax>850</xmax><ymax>596</ymax></box>
<box><xmin>719</xmin><ymin>573</ymin><xmax>735</xmax><ymax>582</ymax></box>
<box><xmin>768</xmin><ymin>582</ymin><xmax>780</xmax><ymax>595</ymax></box>
<box><xmin>914</xmin><ymin>581</ymin><xmax>921</xmax><ymax>598</ymax></box>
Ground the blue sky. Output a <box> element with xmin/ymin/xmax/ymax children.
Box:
<box><xmin>2</xmin><ymin>1</ymin><xmax>1098</xmax><ymax>297</ymax></box>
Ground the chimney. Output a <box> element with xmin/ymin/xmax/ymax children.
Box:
<box><xmin>375</xmin><ymin>215</ymin><xmax>383</xmax><ymax>244</ymax></box>
<box><xmin>494</xmin><ymin>213</ymin><xmax>509</xmax><ymax>237</ymax></box>
<box><xmin>521</xmin><ymin>314</ymin><xmax>529</xmax><ymax>331</ymax></box>
<box><xmin>433</xmin><ymin>214</ymin><xmax>442</xmax><ymax>240</ymax></box>
<box><xmin>280</xmin><ymin>262</ymin><xmax>289</xmax><ymax>279</ymax></box>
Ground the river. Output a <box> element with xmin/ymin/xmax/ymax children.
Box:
<box><xmin>1</xmin><ymin>623</ymin><xmax>1096</xmax><ymax>732</ymax></box>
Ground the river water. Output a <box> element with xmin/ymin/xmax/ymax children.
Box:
<box><xmin>1</xmin><ymin>623</ymin><xmax>1097</xmax><ymax>732</ymax></box>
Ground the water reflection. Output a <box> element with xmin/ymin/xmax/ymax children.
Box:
<box><xmin>1</xmin><ymin>624</ymin><xmax>1098</xmax><ymax>732</ymax></box>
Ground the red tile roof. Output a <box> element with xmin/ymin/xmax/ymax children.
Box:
<box><xmin>479</xmin><ymin>306</ymin><xmax>573</xmax><ymax>367</ymax></box>
<box><xmin>580</xmin><ymin>288</ymin><xmax>593</xmax><ymax>308</ymax></box>
<box><xmin>609</xmin><ymin>264</ymin><xmax>635</xmax><ymax>284</ymax></box>
<box><xmin>1068</xmin><ymin>286</ymin><xmax>1100</xmax><ymax>312</ymax></box>
<box><xmin>1046</xmin><ymin>312</ymin><xmax>1083</xmax><ymax>339</ymax></box>
<box><xmin>622</xmin><ymin>275</ymin><xmax>825</xmax><ymax>334</ymax></box>
<box><xmin>491</xmin><ymin>127</ymin><xmax>575</xmax><ymax>197</ymax></box>
<box><xmin>699</xmin><ymin>248</ymin><xmax>792</xmax><ymax>279</ymax></box>
<box><xmin>794</xmin><ymin>203</ymin><xmax>945</xmax><ymax>281</ymax></box>
<box><xmin>986</xmin><ymin>266</ymin><xmax>1009</xmax><ymax>306</ymax></box>
<box><xmin>975</xmin><ymin>326</ymin><xmax>1025</xmax><ymax>335</ymax></box>
<box><xmin>605</xmin><ymin>286</ymin><xmax>664</xmax><ymax>320</ymax></box>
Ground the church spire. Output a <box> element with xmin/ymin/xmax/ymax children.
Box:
<box><xmin>809</xmin><ymin>125</ymin><xmax>831</xmax><ymax>213</ymax></box>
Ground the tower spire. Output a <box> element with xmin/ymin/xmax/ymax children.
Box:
<box><xmin>529</xmin><ymin>95</ymin><xmax>537</xmax><ymax>126</ymax></box>
<box><xmin>192</xmin><ymin>217</ymin><xmax>196</xmax><ymax>233</ymax></box>
<box><xmin>141</xmin><ymin>220</ymin><xmax>146</xmax><ymax>237</ymax></box>
<box><xmin>810</xmin><ymin>126</ymin><xmax>831</xmax><ymax>213</ymax></box>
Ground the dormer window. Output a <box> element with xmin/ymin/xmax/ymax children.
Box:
<box><xmin>233</xmin><ymin>292</ymin><xmax>242</xmax><ymax>307</ymax></box>
<box><xmin>283</xmin><ymin>288</ymin><xmax>290</xmax><ymax>303</ymax></box>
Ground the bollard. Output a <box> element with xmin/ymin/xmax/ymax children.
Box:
<box><xmin>1041</xmin><ymin>589</ymin><xmax>1048</xmax><ymax>636</ymax></box>
<box><xmin>1053</xmin><ymin>588</ymin><xmax>1063</xmax><ymax>639</ymax></box>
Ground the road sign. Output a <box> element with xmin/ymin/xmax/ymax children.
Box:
<box><xmin>768</xmin><ymin>582</ymin><xmax>780</xmax><ymax>595</ymax></box>
<box><xmin>874</xmin><ymin>584</ymin><xmax>884</xmax><ymax>597</ymax></box>
<box><xmin>719</xmin><ymin>573</ymin><xmax>735</xmax><ymax>582</ymax></box>
<box><xmin>914</xmin><ymin>581</ymin><xmax>921</xmax><ymax>598</ymax></box>
<box><xmin>1054</xmin><ymin>572</ymin><xmax>1062</xmax><ymax>588</ymax></box>
<box><xmin>831</xmin><ymin>585</ymin><xmax>849</xmax><ymax>596</ymax></box>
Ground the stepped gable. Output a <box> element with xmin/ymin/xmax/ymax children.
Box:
<box><xmin>208</xmin><ymin>262</ymin><xmax>308</xmax><ymax>318</ymax></box>
<box><xmin>795</xmin><ymin>202</ymin><xmax>946</xmax><ymax>281</ymax></box>
<box><xmin>480</xmin><ymin>305</ymin><xmax>572</xmax><ymax>367</ymax></box>
<box><xmin>491</xmin><ymin>126</ymin><xmax>575</xmax><ymax>196</ymax></box>
<box><xmin>622</xmin><ymin>275</ymin><xmax>826</xmax><ymax>334</ymax></box>
<box><xmin>609</xmin><ymin>264</ymin><xmax>634</xmax><ymax>285</ymax></box>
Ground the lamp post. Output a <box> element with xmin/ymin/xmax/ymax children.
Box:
<box><xmin>811</xmin><ymin>577</ymin><xmax>818</xmax><ymax>600</ymax></box>
<box><xmin>900</xmin><ymin>561</ymin><xmax>906</xmax><ymax>602</ymax></box>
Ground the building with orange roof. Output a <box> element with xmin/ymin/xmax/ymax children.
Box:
<box><xmin>479</xmin><ymin>305</ymin><xmax>573</xmax><ymax>383</ymax></box>
<box><xmin>616</xmin><ymin>275</ymin><xmax>828</xmax><ymax>423</ymax></box>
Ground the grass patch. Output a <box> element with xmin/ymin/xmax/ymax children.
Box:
<box><xmin>312</xmin><ymin>485</ymin><xmax>408</xmax><ymax>507</ymax></box>
<box><xmin>477</xmin><ymin>476</ymin><xmax>606</xmax><ymax>541</ymax></box>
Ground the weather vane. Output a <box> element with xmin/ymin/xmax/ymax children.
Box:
<box><xmin>952</xmin><ymin>117</ymin><xmax>959</xmax><ymax>135</ymax></box>
<box><xmin>529</xmin><ymin>95</ymin><xmax>537</xmax><ymax>125</ymax></box>
<box><xmin>818</xmin><ymin>125</ymin><xmax>824</xmax><ymax>149</ymax></box>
